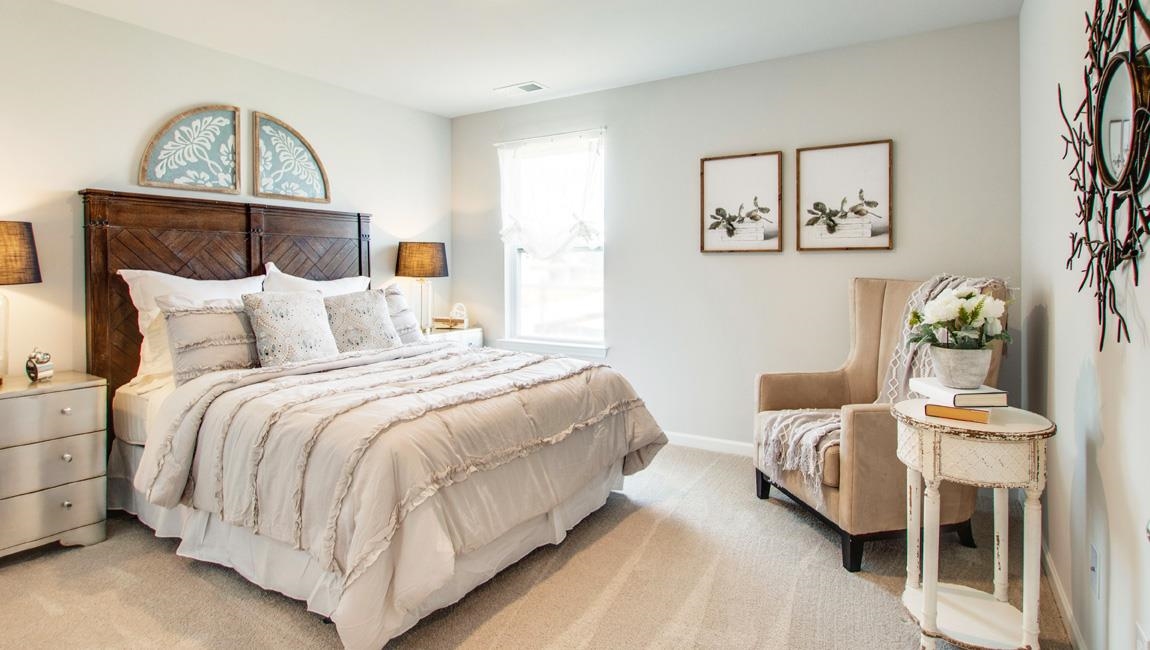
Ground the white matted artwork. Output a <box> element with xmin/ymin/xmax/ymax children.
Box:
<box><xmin>700</xmin><ymin>151</ymin><xmax>782</xmax><ymax>252</ymax></box>
<box><xmin>797</xmin><ymin>140</ymin><xmax>892</xmax><ymax>251</ymax></box>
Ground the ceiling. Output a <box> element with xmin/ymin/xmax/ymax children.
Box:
<box><xmin>56</xmin><ymin>0</ymin><xmax>1022</xmax><ymax>118</ymax></box>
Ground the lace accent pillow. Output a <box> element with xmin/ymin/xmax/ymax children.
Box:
<box><xmin>384</xmin><ymin>283</ymin><xmax>425</xmax><ymax>344</ymax></box>
<box><xmin>157</xmin><ymin>296</ymin><xmax>258</xmax><ymax>385</ymax></box>
<box><xmin>242</xmin><ymin>291</ymin><xmax>340</xmax><ymax>366</ymax></box>
<box><xmin>324</xmin><ymin>289</ymin><xmax>401</xmax><ymax>352</ymax></box>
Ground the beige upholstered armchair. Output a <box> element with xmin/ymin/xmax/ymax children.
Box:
<box><xmin>754</xmin><ymin>278</ymin><xmax>1007</xmax><ymax>572</ymax></box>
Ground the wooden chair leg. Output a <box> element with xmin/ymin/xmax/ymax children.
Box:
<box><xmin>755</xmin><ymin>469</ymin><xmax>771</xmax><ymax>500</ymax></box>
<box><xmin>841</xmin><ymin>533</ymin><xmax>864</xmax><ymax>572</ymax></box>
<box><xmin>956</xmin><ymin>519</ymin><xmax>977</xmax><ymax>548</ymax></box>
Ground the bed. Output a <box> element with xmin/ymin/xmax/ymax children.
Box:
<box><xmin>82</xmin><ymin>189</ymin><xmax>666</xmax><ymax>649</ymax></box>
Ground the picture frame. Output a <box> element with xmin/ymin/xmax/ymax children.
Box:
<box><xmin>700</xmin><ymin>151</ymin><xmax>782</xmax><ymax>253</ymax></box>
<box><xmin>796</xmin><ymin>139</ymin><xmax>892</xmax><ymax>251</ymax></box>
<box><xmin>138</xmin><ymin>104</ymin><xmax>239</xmax><ymax>194</ymax></box>
<box><xmin>252</xmin><ymin>111</ymin><xmax>331</xmax><ymax>203</ymax></box>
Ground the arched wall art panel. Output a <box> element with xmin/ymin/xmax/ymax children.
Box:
<box><xmin>252</xmin><ymin>111</ymin><xmax>330</xmax><ymax>203</ymax></box>
<box><xmin>138</xmin><ymin>104</ymin><xmax>239</xmax><ymax>194</ymax></box>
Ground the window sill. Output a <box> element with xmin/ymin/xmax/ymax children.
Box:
<box><xmin>495</xmin><ymin>338</ymin><xmax>609</xmax><ymax>360</ymax></box>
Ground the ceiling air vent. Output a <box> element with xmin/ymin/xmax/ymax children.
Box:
<box><xmin>494</xmin><ymin>81</ymin><xmax>547</xmax><ymax>94</ymax></box>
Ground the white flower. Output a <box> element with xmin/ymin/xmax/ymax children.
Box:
<box><xmin>985</xmin><ymin>317</ymin><xmax>1003</xmax><ymax>337</ymax></box>
<box><xmin>980</xmin><ymin>296</ymin><xmax>1006</xmax><ymax>319</ymax></box>
<box><xmin>952</xmin><ymin>285</ymin><xmax>979</xmax><ymax>300</ymax></box>
<box><xmin>922</xmin><ymin>291</ymin><xmax>962</xmax><ymax>323</ymax></box>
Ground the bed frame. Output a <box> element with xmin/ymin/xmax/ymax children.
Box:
<box><xmin>81</xmin><ymin>188</ymin><xmax>371</xmax><ymax>436</ymax></box>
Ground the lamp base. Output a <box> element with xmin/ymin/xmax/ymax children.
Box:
<box><xmin>0</xmin><ymin>292</ymin><xmax>7</xmax><ymax>384</ymax></box>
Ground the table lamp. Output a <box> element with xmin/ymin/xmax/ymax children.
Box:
<box><xmin>395</xmin><ymin>241</ymin><xmax>448</xmax><ymax>334</ymax></box>
<box><xmin>0</xmin><ymin>221</ymin><xmax>42</xmax><ymax>383</ymax></box>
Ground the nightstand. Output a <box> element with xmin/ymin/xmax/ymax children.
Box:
<box><xmin>0</xmin><ymin>372</ymin><xmax>108</xmax><ymax>558</ymax></box>
<box><xmin>426</xmin><ymin>327</ymin><xmax>483</xmax><ymax>348</ymax></box>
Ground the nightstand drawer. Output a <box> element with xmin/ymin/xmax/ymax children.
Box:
<box><xmin>0</xmin><ymin>386</ymin><xmax>106</xmax><ymax>448</ymax></box>
<box><xmin>0</xmin><ymin>477</ymin><xmax>105</xmax><ymax>552</ymax></box>
<box><xmin>0</xmin><ymin>432</ymin><xmax>106</xmax><ymax>499</ymax></box>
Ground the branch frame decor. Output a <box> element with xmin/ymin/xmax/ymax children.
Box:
<box><xmin>700</xmin><ymin>151</ymin><xmax>782</xmax><ymax>253</ymax></box>
<box><xmin>253</xmin><ymin>111</ymin><xmax>331</xmax><ymax>203</ymax></box>
<box><xmin>138</xmin><ymin>104</ymin><xmax>239</xmax><ymax>194</ymax></box>
<box><xmin>796</xmin><ymin>140</ymin><xmax>892</xmax><ymax>251</ymax></box>
<box><xmin>1060</xmin><ymin>0</ymin><xmax>1150</xmax><ymax>348</ymax></box>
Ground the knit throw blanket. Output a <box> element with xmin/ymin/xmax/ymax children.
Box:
<box><xmin>755</xmin><ymin>274</ymin><xmax>1006</xmax><ymax>506</ymax></box>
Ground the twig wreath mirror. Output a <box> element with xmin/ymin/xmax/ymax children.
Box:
<box><xmin>1061</xmin><ymin>0</ymin><xmax>1150</xmax><ymax>347</ymax></box>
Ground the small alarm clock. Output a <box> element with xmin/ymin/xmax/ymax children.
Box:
<box><xmin>25</xmin><ymin>349</ymin><xmax>54</xmax><ymax>382</ymax></box>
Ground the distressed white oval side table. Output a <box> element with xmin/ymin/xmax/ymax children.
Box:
<box><xmin>893</xmin><ymin>399</ymin><xmax>1056</xmax><ymax>650</ymax></box>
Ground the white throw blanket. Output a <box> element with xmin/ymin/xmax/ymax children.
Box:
<box><xmin>755</xmin><ymin>274</ymin><xmax>1006</xmax><ymax>505</ymax></box>
<box><xmin>135</xmin><ymin>342</ymin><xmax>666</xmax><ymax>588</ymax></box>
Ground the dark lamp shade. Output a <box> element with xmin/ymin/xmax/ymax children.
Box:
<box><xmin>0</xmin><ymin>221</ymin><xmax>42</xmax><ymax>285</ymax></box>
<box><xmin>395</xmin><ymin>241</ymin><xmax>448</xmax><ymax>278</ymax></box>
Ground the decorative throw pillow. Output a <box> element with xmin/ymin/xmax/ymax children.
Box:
<box><xmin>242</xmin><ymin>291</ymin><xmax>340</xmax><ymax>366</ymax></box>
<box><xmin>384</xmin><ymin>283</ymin><xmax>425</xmax><ymax>344</ymax></box>
<box><xmin>157</xmin><ymin>296</ymin><xmax>258</xmax><ymax>385</ymax></box>
<box><xmin>117</xmin><ymin>269</ymin><xmax>265</xmax><ymax>382</ymax></box>
<box><xmin>324</xmin><ymin>289</ymin><xmax>402</xmax><ymax>352</ymax></box>
<box><xmin>263</xmin><ymin>261</ymin><xmax>369</xmax><ymax>297</ymax></box>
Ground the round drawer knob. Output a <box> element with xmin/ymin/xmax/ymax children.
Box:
<box><xmin>61</xmin><ymin>500</ymin><xmax>73</xmax><ymax>509</ymax></box>
<box><xmin>60</xmin><ymin>407</ymin><xmax>73</xmax><ymax>416</ymax></box>
<box><xmin>61</xmin><ymin>453</ymin><xmax>73</xmax><ymax>463</ymax></box>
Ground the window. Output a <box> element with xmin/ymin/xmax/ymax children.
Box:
<box><xmin>497</xmin><ymin>130</ymin><xmax>605</xmax><ymax>350</ymax></box>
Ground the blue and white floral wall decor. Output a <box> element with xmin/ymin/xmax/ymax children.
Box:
<box><xmin>252</xmin><ymin>111</ymin><xmax>330</xmax><ymax>203</ymax></box>
<box><xmin>138</xmin><ymin>105</ymin><xmax>239</xmax><ymax>194</ymax></box>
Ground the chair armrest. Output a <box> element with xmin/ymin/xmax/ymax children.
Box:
<box><xmin>756</xmin><ymin>370</ymin><xmax>849</xmax><ymax>412</ymax></box>
<box><xmin>837</xmin><ymin>403</ymin><xmax>904</xmax><ymax>534</ymax></box>
<box><xmin>836</xmin><ymin>403</ymin><xmax>977</xmax><ymax>535</ymax></box>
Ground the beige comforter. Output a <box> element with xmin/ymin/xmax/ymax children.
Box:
<box><xmin>135</xmin><ymin>342</ymin><xmax>666</xmax><ymax>588</ymax></box>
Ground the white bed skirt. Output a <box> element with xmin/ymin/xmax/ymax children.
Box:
<box><xmin>108</xmin><ymin>439</ymin><xmax>623</xmax><ymax>648</ymax></box>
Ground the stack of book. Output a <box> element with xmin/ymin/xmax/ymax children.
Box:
<box><xmin>908</xmin><ymin>377</ymin><xmax>1008</xmax><ymax>424</ymax></box>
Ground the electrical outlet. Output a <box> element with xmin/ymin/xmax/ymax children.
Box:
<box><xmin>1089</xmin><ymin>544</ymin><xmax>1100</xmax><ymax>600</ymax></box>
<box><xmin>1137</xmin><ymin>622</ymin><xmax>1149</xmax><ymax>650</ymax></box>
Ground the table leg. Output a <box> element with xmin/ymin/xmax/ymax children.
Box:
<box><xmin>921</xmin><ymin>479</ymin><xmax>941</xmax><ymax>650</ymax></box>
<box><xmin>994</xmin><ymin>487</ymin><xmax>1009</xmax><ymax>602</ymax></box>
<box><xmin>906</xmin><ymin>466</ymin><xmax>922</xmax><ymax>591</ymax></box>
<box><xmin>1022</xmin><ymin>487</ymin><xmax>1042</xmax><ymax>648</ymax></box>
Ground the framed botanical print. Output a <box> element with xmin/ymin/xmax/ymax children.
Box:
<box><xmin>253</xmin><ymin>111</ymin><xmax>330</xmax><ymax>203</ymax></box>
<box><xmin>700</xmin><ymin>151</ymin><xmax>782</xmax><ymax>252</ymax></box>
<box><xmin>796</xmin><ymin>140</ymin><xmax>892</xmax><ymax>251</ymax></box>
<box><xmin>138</xmin><ymin>104</ymin><xmax>239</xmax><ymax>194</ymax></box>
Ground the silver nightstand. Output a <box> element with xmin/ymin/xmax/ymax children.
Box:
<box><xmin>426</xmin><ymin>327</ymin><xmax>483</xmax><ymax>348</ymax></box>
<box><xmin>0</xmin><ymin>371</ymin><xmax>108</xmax><ymax>558</ymax></box>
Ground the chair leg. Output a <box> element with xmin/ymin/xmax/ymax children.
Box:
<box><xmin>841</xmin><ymin>533</ymin><xmax>864</xmax><ymax>572</ymax></box>
<box><xmin>755</xmin><ymin>469</ymin><xmax>771</xmax><ymax>500</ymax></box>
<box><xmin>956</xmin><ymin>518</ymin><xmax>977</xmax><ymax>548</ymax></box>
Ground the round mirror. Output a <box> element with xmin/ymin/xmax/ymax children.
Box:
<box><xmin>1096</xmin><ymin>54</ymin><xmax>1137</xmax><ymax>186</ymax></box>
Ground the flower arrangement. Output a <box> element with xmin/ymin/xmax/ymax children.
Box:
<box><xmin>908</xmin><ymin>286</ymin><xmax>1011</xmax><ymax>349</ymax></box>
<box><xmin>707</xmin><ymin>196</ymin><xmax>773</xmax><ymax>238</ymax></box>
<box><xmin>804</xmin><ymin>189</ymin><xmax>884</xmax><ymax>234</ymax></box>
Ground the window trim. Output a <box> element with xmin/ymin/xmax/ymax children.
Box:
<box><xmin>503</xmin><ymin>246</ymin><xmax>606</xmax><ymax>353</ymax></box>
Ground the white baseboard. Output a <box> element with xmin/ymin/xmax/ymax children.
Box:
<box><xmin>664</xmin><ymin>431</ymin><xmax>753</xmax><ymax>457</ymax></box>
<box><xmin>1042</xmin><ymin>540</ymin><xmax>1088</xmax><ymax>650</ymax></box>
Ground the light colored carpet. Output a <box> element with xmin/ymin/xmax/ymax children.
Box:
<box><xmin>0</xmin><ymin>445</ymin><xmax>1070</xmax><ymax>649</ymax></box>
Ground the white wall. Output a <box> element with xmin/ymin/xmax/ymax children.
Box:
<box><xmin>1020</xmin><ymin>1</ymin><xmax>1150</xmax><ymax>648</ymax></box>
<box><xmin>452</xmin><ymin>19</ymin><xmax>1021</xmax><ymax>447</ymax></box>
<box><xmin>0</xmin><ymin>0</ymin><xmax>452</xmax><ymax>376</ymax></box>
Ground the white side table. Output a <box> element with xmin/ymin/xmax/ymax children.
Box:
<box><xmin>893</xmin><ymin>399</ymin><xmax>1056</xmax><ymax>650</ymax></box>
<box><xmin>426</xmin><ymin>327</ymin><xmax>483</xmax><ymax>348</ymax></box>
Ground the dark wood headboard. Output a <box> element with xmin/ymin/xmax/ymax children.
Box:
<box><xmin>81</xmin><ymin>189</ymin><xmax>371</xmax><ymax>411</ymax></box>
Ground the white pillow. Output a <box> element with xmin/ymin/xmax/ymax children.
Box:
<box><xmin>384</xmin><ymin>283</ymin><xmax>425</xmax><ymax>344</ymax></box>
<box><xmin>242</xmin><ymin>291</ymin><xmax>340</xmax><ymax>366</ymax></box>
<box><xmin>157</xmin><ymin>296</ymin><xmax>258</xmax><ymax>385</ymax></box>
<box><xmin>117</xmin><ymin>270</ymin><xmax>266</xmax><ymax>381</ymax></box>
<box><xmin>263</xmin><ymin>261</ymin><xmax>369</xmax><ymax>297</ymax></box>
<box><xmin>324</xmin><ymin>289</ymin><xmax>402</xmax><ymax>352</ymax></box>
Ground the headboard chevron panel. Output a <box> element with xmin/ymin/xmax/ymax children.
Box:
<box><xmin>81</xmin><ymin>188</ymin><xmax>371</xmax><ymax>422</ymax></box>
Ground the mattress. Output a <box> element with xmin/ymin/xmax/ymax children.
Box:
<box><xmin>108</xmin><ymin>438</ymin><xmax>623</xmax><ymax>647</ymax></box>
<box><xmin>111</xmin><ymin>377</ymin><xmax>174</xmax><ymax>445</ymax></box>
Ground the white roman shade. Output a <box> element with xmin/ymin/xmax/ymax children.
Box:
<box><xmin>496</xmin><ymin>129</ymin><xmax>604</xmax><ymax>260</ymax></box>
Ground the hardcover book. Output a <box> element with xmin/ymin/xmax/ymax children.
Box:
<box><xmin>909</xmin><ymin>376</ymin><xmax>1007</xmax><ymax>407</ymax></box>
